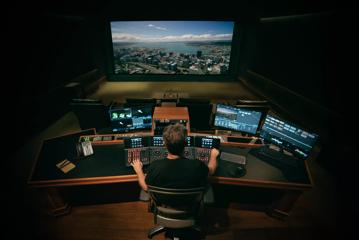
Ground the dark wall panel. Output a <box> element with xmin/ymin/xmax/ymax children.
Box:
<box><xmin>246</xmin><ymin>14</ymin><xmax>330</xmax><ymax>107</ymax></box>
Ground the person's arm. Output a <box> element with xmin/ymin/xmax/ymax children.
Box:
<box><xmin>131</xmin><ymin>159</ymin><xmax>148</xmax><ymax>191</ymax></box>
<box><xmin>207</xmin><ymin>148</ymin><xmax>220</xmax><ymax>175</ymax></box>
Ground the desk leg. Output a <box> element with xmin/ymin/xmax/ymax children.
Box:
<box><xmin>266</xmin><ymin>190</ymin><xmax>301</xmax><ymax>220</ymax></box>
<box><xmin>42</xmin><ymin>187</ymin><xmax>71</xmax><ymax>217</ymax></box>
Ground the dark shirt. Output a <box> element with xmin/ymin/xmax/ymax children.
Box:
<box><xmin>146</xmin><ymin>157</ymin><xmax>209</xmax><ymax>189</ymax></box>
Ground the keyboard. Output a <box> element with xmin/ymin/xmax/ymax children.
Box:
<box><xmin>195</xmin><ymin>148</ymin><xmax>212</xmax><ymax>164</ymax></box>
<box><xmin>184</xmin><ymin>147</ymin><xmax>195</xmax><ymax>160</ymax></box>
<box><xmin>125</xmin><ymin>148</ymin><xmax>150</xmax><ymax>166</ymax></box>
<box><xmin>150</xmin><ymin>147</ymin><xmax>168</xmax><ymax>163</ymax></box>
<box><xmin>250</xmin><ymin>146</ymin><xmax>299</xmax><ymax>168</ymax></box>
<box><xmin>220</xmin><ymin>152</ymin><xmax>247</xmax><ymax>165</ymax></box>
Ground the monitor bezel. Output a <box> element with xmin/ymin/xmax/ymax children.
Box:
<box><xmin>211</xmin><ymin>103</ymin><xmax>269</xmax><ymax>136</ymax></box>
<box><xmin>104</xmin><ymin>19</ymin><xmax>241</xmax><ymax>82</ymax></box>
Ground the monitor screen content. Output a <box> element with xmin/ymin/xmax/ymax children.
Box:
<box><xmin>213</xmin><ymin>104</ymin><xmax>263</xmax><ymax>135</ymax></box>
<box><xmin>151</xmin><ymin>136</ymin><xmax>193</xmax><ymax>147</ymax></box>
<box><xmin>194</xmin><ymin>136</ymin><xmax>220</xmax><ymax>149</ymax></box>
<box><xmin>260</xmin><ymin>114</ymin><xmax>319</xmax><ymax>158</ymax></box>
<box><xmin>124</xmin><ymin>136</ymin><xmax>151</xmax><ymax>148</ymax></box>
<box><xmin>109</xmin><ymin>106</ymin><xmax>152</xmax><ymax>133</ymax></box>
<box><xmin>110</xmin><ymin>21</ymin><xmax>235</xmax><ymax>75</ymax></box>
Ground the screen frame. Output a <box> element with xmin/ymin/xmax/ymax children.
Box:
<box><xmin>104</xmin><ymin>19</ymin><xmax>241</xmax><ymax>81</ymax></box>
<box><xmin>211</xmin><ymin>103</ymin><xmax>269</xmax><ymax>136</ymax></box>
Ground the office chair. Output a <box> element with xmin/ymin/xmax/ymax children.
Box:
<box><xmin>147</xmin><ymin>185</ymin><xmax>206</xmax><ymax>239</ymax></box>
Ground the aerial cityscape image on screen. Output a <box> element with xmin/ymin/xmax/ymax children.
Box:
<box><xmin>110</xmin><ymin>21</ymin><xmax>234</xmax><ymax>75</ymax></box>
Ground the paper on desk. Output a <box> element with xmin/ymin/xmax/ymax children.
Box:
<box><xmin>56</xmin><ymin>159</ymin><xmax>76</xmax><ymax>173</ymax></box>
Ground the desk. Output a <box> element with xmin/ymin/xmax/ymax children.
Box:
<box><xmin>28</xmin><ymin>128</ymin><xmax>313</xmax><ymax>218</ymax></box>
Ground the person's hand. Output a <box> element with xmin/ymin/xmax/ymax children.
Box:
<box><xmin>131</xmin><ymin>159</ymin><xmax>143</xmax><ymax>174</ymax></box>
<box><xmin>210</xmin><ymin>148</ymin><xmax>220</xmax><ymax>159</ymax></box>
<box><xmin>208</xmin><ymin>148</ymin><xmax>220</xmax><ymax>175</ymax></box>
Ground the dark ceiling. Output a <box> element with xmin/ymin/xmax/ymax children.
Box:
<box><xmin>7</xmin><ymin>0</ymin><xmax>337</xmax><ymax>21</ymax></box>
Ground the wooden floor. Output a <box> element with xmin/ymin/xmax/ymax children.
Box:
<box><xmin>22</xmin><ymin>194</ymin><xmax>338</xmax><ymax>240</ymax></box>
<box><xmin>8</xmin><ymin>81</ymin><xmax>344</xmax><ymax>240</ymax></box>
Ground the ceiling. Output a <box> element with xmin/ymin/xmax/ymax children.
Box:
<box><xmin>7</xmin><ymin>0</ymin><xmax>337</xmax><ymax>21</ymax></box>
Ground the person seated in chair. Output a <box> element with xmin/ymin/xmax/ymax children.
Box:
<box><xmin>131</xmin><ymin>123</ymin><xmax>219</xmax><ymax>197</ymax></box>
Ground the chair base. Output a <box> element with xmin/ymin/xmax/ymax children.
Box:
<box><xmin>148</xmin><ymin>225</ymin><xmax>166</xmax><ymax>239</ymax></box>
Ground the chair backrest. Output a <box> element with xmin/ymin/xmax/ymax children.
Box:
<box><xmin>147</xmin><ymin>185</ymin><xmax>206</xmax><ymax>231</ymax></box>
<box><xmin>147</xmin><ymin>185</ymin><xmax>205</xmax><ymax>210</ymax></box>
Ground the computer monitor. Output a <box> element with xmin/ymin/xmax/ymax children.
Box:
<box><xmin>70</xmin><ymin>99</ymin><xmax>110</xmax><ymax>131</ymax></box>
<box><xmin>124</xmin><ymin>98</ymin><xmax>157</xmax><ymax>115</ymax></box>
<box><xmin>109</xmin><ymin>106</ymin><xmax>153</xmax><ymax>133</ymax></box>
<box><xmin>177</xmin><ymin>98</ymin><xmax>212</xmax><ymax>131</ymax></box>
<box><xmin>106</xmin><ymin>20</ymin><xmax>239</xmax><ymax>81</ymax></box>
<box><xmin>194</xmin><ymin>136</ymin><xmax>221</xmax><ymax>149</ymax></box>
<box><xmin>212</xmin><ymin>104</ymin><xmax>266</xmax><ymax>136</ymax></box>
<box><xmin>260</xmin><ymin>114</ymin><xmax>319</xmax><ymax>159</ymax></box>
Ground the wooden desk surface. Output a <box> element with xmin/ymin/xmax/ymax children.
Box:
<box><xmin>28</xmin><ymin>131</ymin><xmax>313</xmax><ymax>191</ymax></box>
<box><xmin>153</xmin><ymin>106</ymin><xmax>189</xmax><ymax>120</ymax></box>
<box><xmin>28</xmin><ymin>106</ymin><xmax>314</xmax><ymax>192</ymax></box>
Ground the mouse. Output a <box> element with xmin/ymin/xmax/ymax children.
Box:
<box><xmin>236</xmin><ymin>165</ymin><xmax>247</xmax><ymax>177</ymax></box>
